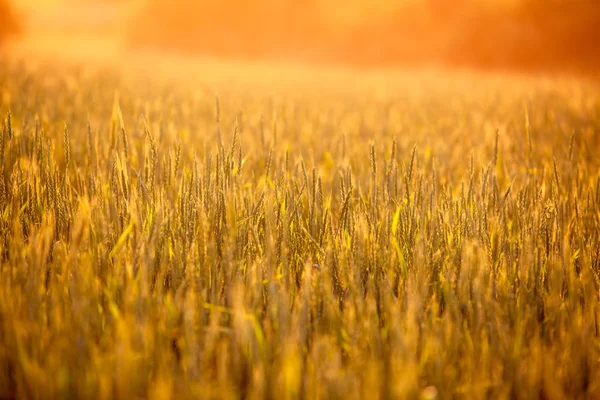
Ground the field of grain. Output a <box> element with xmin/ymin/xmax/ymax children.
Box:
<box><xmin>0</xmin><ymin>58</ymin><xmax>599</xmax><ymax>399</ymax></box>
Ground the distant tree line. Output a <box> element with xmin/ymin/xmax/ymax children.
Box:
<box><xmin>128</xmin><ymin>0</ymin><xmax>600</xmax><ymax>71</ymax></box>
<box><xmin>0</xmin><ymin>0</ymin><xmax>19</xmax><ymax>44</ymax></box>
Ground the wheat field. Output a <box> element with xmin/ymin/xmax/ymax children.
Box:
<box><xmin>0</xmin><ymin>58</ymin><xmax>599</xmax><ymax>399</ymax></box>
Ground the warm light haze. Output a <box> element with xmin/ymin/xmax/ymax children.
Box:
<box><xmin>5</xmin><ymin>0</ymin><xmax>600</xmax><ymax>70</ymax></box>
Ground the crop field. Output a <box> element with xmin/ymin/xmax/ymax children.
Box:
<box><xmin>0</xmin><ymin>58</ymin><xmax>599</xmax><ymax>399</ymax></box>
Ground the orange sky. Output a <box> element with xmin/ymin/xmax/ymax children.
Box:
<box><xmin>5</xmin><ymin>0</ymin><xmax>600</xmax><ymax>72</ymax></box>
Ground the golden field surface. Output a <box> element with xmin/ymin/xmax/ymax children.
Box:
<box><xmin>0</xmin><ymin>58</ymin><xmax>599</xmax><ymax>399</ymax></box>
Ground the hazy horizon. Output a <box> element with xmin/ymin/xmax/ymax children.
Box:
<box><xmin>3</xmin><ymin>0</ymin><xmax>600</xmax><ymax>73</ymax></box>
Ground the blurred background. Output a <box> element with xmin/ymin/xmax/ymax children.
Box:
<box><xmin>1</xmin><ymin>0</ymin><xmax>599</xmax><ymax>72</ymax></box>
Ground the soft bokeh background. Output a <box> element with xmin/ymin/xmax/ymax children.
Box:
<box><xmin>2</xmin><ymin>0</ymin><xmax>600</xmax><ymax>71</ymax></box>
